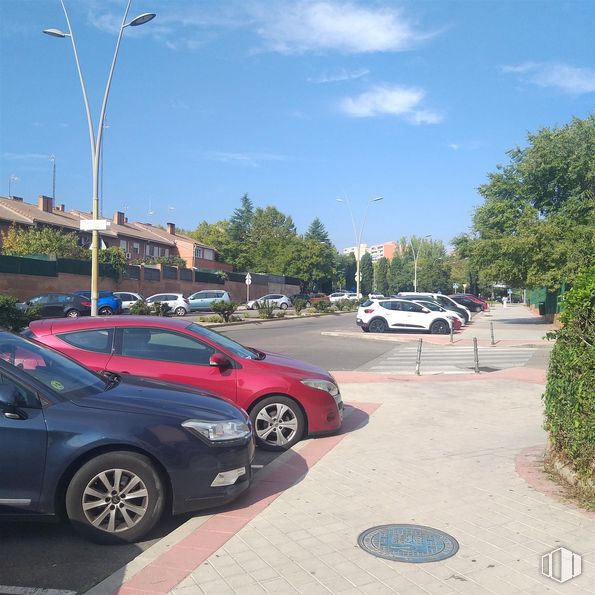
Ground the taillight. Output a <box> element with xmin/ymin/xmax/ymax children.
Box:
<box><xmin>184</xmin><ymin>298</ymin><xmax>190</xmax><ymax>304</ymax></box>
<box><xmin>80</xmin><ymin>300</ymin><xmax>91</xmax><ymax>307</ymax></box>
<box><xmin>364</xmin><ymin>308</ymin><xmax>375</xmax><ymax>313</ymax></box>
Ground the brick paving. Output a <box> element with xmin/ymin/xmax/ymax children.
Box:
<box><xmin>88</xmin><ymin>306</ymin><xmax>594</xmax><ymax>595</ymax></box>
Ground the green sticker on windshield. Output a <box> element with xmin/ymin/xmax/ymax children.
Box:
<box><xmin>50</xmin><ymin>380</ymin><xmax>64</xmax><ymax>391</ymax></box>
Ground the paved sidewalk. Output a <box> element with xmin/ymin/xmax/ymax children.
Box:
<box><xmin>89</xmin><ymin>307</ymin><xmax>594</xmax><ymax>595</ymax></box>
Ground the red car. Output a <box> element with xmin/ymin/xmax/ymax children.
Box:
<box><xmin>26</xmin><ymin>317</ymin><xmax>343</xmax><ymax>451</ymax></box>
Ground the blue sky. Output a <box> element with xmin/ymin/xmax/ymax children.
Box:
<box><xmin>1</xmin><ymin>0</ymin><xmax>593</xmax><ymax>251</ymax></box>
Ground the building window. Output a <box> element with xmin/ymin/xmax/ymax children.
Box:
<box><xmin>133</xmin><ymin>242</ymin><xmax>140</xmax><ymax>254</ymax></box>
<box><xmin>120</xmin><ymin>239</ymin><xmax>127</xmax><ymax>251</ymax></box>
<box><xmin>194</xmin><ymin>246</ymin><xmax>203</xmax><ymax>259</ymax></box>
<box><xmin>160</xmin><ymin>247</ymin><xmax>166</xmax><ymax>257</ymax></box>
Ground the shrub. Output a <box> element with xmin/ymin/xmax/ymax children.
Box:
<box><xmin>204</xmin><ymin>315</ymin><xmax>222</xmax><ymax>323</ymax></box>
<box><xmin>257</xmin><ymin>299</ymin><xmax>275</xmax><ymax>319</ymax></box>
<box><xmin>128</xmin><ymin>299</ymin><xmax>152</xmax><ymax>315</ymax></box>
<box><xmin>276</xmin><ymin>311</ymin><xmax>286</xmax><ymax>318</ymax></box>
<box><xmin>152</xmin><ymin>301</ymin><xmax>171</xmax><ymax>316</ymax></box>
<box><xmin>543</xmin><ymin>266</ymin><xmax>595</xmax><ymax>481</ymax></box>
<box><xmin>336</xmin><ymin>298</ymin><xmax>357</xmax><ymax>311</ymax></box>
<box><xmin>293</xmin><ymin>298</ymin><xmax>306</xmax><ymax>315</ymax></box>
<box><xmin>313</xmin><ymin>300</ymin><xmax>331</xmax><ymax>312</ymax></box>
<box><xmin>211</xmin><ymin>300</ymin><xmax>238</xmax><ymax>322</ymax></box>
<box><xmin>0</xmin><ymin>295</ymin><xmax>40</xmax><ymax>332</ymax></box>
<box><xmin>305</xmin><ymin>307</ymin><xmax>317</xmax><ymax>314</ymax></box>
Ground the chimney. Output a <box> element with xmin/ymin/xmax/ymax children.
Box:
<box><xmin>113</xmin><ymin>211</ymin><xmax>125</xmax><ymax>226</ymax></box>
<box><xmin>125</xmin><ymin>217</ymin><xmax>128</xmax><ymax>223</ymax></box>
<box><xmin>167</xmin><ymin>222</ymin><xmax>175</xmax><ymax>235</ymax></box>
<box><xmin>37</xmin><ymin>195</ymin><xmax>53</xmax><ymax>213</ymax></box>
<box><xmin>55</xmin><ymin>203</ymin><xmax>65</xmax><ymax>212</ymax></box>
<box><xmin>11</xmin><ymin>196</ymin><xmax>23</xmax><ymax>202</ymax></box>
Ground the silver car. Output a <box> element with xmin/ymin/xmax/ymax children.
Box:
<box><xmin>113</xmin><ymin>291</ymin><xmax>144</xmax><ymax>312</ymax></box>
<box><xmin>188</xmin><ymin>290</ymin><xmax>231</xmax><ymax>312</ymax></box>
<box><xmin>246</xmin><ymin>294</ymin><xmax>291</xmax><ymax>310</ymax></box>
<box><xmin>146</xmin><ymin>293</ymin><xmax>190</xmax><ymax>316</ymax></box>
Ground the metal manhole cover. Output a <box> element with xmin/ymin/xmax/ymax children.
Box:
<box><xmin>357</xmin><ymin>524</ymin><xmax>459</xmax><ymax>563</ymax></box>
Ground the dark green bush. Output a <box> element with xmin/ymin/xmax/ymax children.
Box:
<box><xmin>257</xmin><ymin>299</ymin><xmax>276</xmax><ymax>319</ymax></box>
<box><xmin>128</xmin><ymin>299</ymin><xmax>152</xmax><ymax>315</ymax></box>
<box><xmin>211</xmin><ymin>300</ymin><xmax>238</xmax><ymax>322</ymax></box>
<box><xmin>543</xmin><ymin>266</ymin><xmax>595</xmax><ymax>480</ymax></box>
<box><xmin>293</xmin><ymin>298</ymin><xmax>306</xmax><ymax>315</ymax></box>
<box><xmin>313</xmin><ymin>300</ymin><xmax>331</xmax><ymax>312</ymax></box>
<box><xmin>0</xmin><ymin>294</ymin><xmax>41</xmax><ymax>332</ymax></box>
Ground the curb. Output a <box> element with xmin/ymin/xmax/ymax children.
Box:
<box><xmin>194</xmin><ymin>310</ymin><xmax>356</xmax><ymax>329</ymax></box>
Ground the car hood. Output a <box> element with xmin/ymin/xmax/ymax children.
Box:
<box><xmin>252</xmin><ymin>350</ymin><xmax>333</xmax><ymax>381</ymax></box>
<box><xmin>71</xmin><ymin>375</ymin><xmax>246</xmax><ymax>421</ymax></box>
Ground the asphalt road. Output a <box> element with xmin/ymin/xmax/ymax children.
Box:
<box><xmin>0</xmin><ymin>312</ymin><xmax>395</xmax><ymax>594</ymax></box>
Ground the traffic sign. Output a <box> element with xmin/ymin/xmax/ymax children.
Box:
<box><xmin>245</xmin><ymin>273</ymin><xmax>252</xmax><ymax>286</ymax></box>
<box><xmin>452</xmin><ymin>283</ymin><xmax>459</xmax><ymax>290</ymax></box>
<box><xmin>507</xmin><ymin>288</ymin><xmax>512</xmax><ymax>295</ymax></box>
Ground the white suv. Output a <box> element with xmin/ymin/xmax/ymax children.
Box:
<box><xmin>356</xmin><ymin>298</ymin><xmax>454</xmax><ymax>334</ymax></box>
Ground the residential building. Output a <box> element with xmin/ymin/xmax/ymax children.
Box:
<box><xmin>342</xmin><ymin>240</ymin><xmax>401</xmax><ymax>262</ymax></box>
<box><xmin>0</xmin><ymin>194</ymin><xmax>228</xmax><ymax>270</ymax></box>
<box><xmin>342</xmin><ymin>244</ymin><xmax>368</xmax><ymax>260</ymax></box>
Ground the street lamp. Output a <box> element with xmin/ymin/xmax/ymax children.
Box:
<box><xmin>337</xmin><ymin>196</ymin><xmax>383</xmax><ymax>297</ymax></box>
<box><xmin>410</xmin><ymin>234</ymin><xmax>431</xmax><ymax>292</ymax></box>
<box><xmin>8</xmin><ymin>174</ymin><xmax>19</xmax><ymax>197</ymax></box>
<box><xmin>48</xmin><ymin>155</ymin><xmax>56</xmax><ymax>200</ymax></box>
<box><xmin>44</xmin><ymin>1</ymin><xmax>155</xmax><ymax>316</ymax></box>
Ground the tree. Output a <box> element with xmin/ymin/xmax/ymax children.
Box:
<box><xmin>375</xmin><ymin>257</ymin><xmax>390</xmax><ymax>295</ymax></box>
<box><xmin>228</xmin><ymin>194</ymin><xmax>254</xmax><ymax>242</ymax></box>
<box><xmin>305</xmin><ymin>218</ymin><xmax>331</xmax><ymax>245</ymax></box>
<box><xmin>1</xmin><ymin>224</ymin><xmax>88</xmax><ymax>259</ymax></box>
<box><xmin>466</xmin><ymin>115</ymin><xmax>595</xmax><ymax>289</ymax></box>
<box><xmin>283</xmin><ymin>239</ymin><xmax>334</xmax><ymax>293</ymax></box>
<box><xmin>360</xmin><ymin>253</ymin><xmax>374</xmax><ymax>295</ymax></box>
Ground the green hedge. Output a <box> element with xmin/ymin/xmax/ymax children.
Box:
<box><xmin>543</xmin><ymin>266</ymin><xmax>595</xmax><ymax>479</ymax></box>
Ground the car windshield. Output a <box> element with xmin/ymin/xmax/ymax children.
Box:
<box><xmin>187</xmin><ymin>323</ymin><xmax>258</xmax><ymax>359</ymax></box>
<box><xmin>0</xmin><ymin>333</ymin><xmax>106</xmax><ymax>399</ymax></box>
<box><xmin>417</xmin><ymin>301</ymin><xmax>441</xmax><ymax>311</ymax></box>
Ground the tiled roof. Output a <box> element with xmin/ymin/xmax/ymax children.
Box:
<box><xmin>132</xmin><ymin>222</ymin><xmax>215</xmax><ymax>251</ymax></box>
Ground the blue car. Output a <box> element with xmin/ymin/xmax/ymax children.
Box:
<box><xmin>0</xmin><ymin>331</ymin><xmax>254</xmax><ymax>543</ymax></box>
<box><xmin>74</xmin><ymin>290</ymin><xmax>122</xmax><ymax>315</ymax></box>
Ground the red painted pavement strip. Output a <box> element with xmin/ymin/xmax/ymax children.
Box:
<box><xmin>114</xmin><ymin>401</ymin><xmax>380</xmax><ymax>594</ymax></box>
<box><xmin>515</xmin><ymin>445</ymin><xmax>595</xmax><ymax>521</ymax></box>
<box><xmin>332</xmin><ymin>367</ymin><xmax>546</xmax><ymax>384</ymax></box>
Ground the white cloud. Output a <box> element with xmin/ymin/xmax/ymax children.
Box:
<box><xmin>502</xmin><ymin>61</ymin><xmax>595</xmax><ymax>95</ymax></box>
<box><xmin>254</xmin><ymin>1</ymin><xmax>431</xmax><ymax>54</ymax></box>
<box><xmin>205</xmin><ymin>151</ymin><xmax>289</xmax><ymax>167</ymax></box>
<box><xmin>308</xmin><ymin>68</ymin><xmax>369</xmax><ymax>83</ymax></box>
<box><xmin>448</xmin><ymin>143</ymin><xmax>459</xmax><ymax>150</ymax></box>
<box><xmin>339</xmin><ymin>84</ymin><xmax>442</xmax><ymax>124</ymax></box>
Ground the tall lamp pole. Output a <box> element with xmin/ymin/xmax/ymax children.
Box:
<box><xmin>44</xmin><ymin>0</ymin><xmax>155</xmax><ymax>316</ymax></box>
<box><xmin>337</xmin><ymin>196</ymin><xmax>383</xmax><ymax>297</ymax></box>
<box><xmin>49</xmin><ymin>155</ymin><xmax>56</xmax><ymax>200</ymax></box>
<box><xmin>410</xmin><ymin>234</ymin><xmax>431</xmax><ymax>292</ymax></box>
<box><xmin>8</xmin><ymin>174</ymin><xmax>19</xmax><ymax>197</ymax></box>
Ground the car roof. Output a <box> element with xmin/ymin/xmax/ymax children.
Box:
<box><xmin>29</xmin><ymin>315</ymin><xmax>193</xmax><ymax>337</ymax></box>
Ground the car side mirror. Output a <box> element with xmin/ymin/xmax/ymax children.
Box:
<box><xmin>209</xmin><ymin>353</ymin><xmax>231</xmax><ymax>369</ymax></box>
<box><xmin>0</xmin><ymin>382</ymin><xmax>24</xmax><ymax>419</ymax></box>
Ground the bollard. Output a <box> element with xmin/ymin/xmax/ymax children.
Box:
<box><xmin>473</xmin><ymin>337</ymin><xmax>480</xmax><ymax>373</ymax></box>
<box><xmin>490</xmin><ymin>321</ymin><xmax>495</xmax><ymax>346</ymax></box>
<box><xmin>450</xmin><ymin>324</ymin><xmax>454</xmax><ymax>344</ymax></box>
<box><xmin>415</xmin><ymin>338</ymin><xmax>423</xmax><ymax>375</ymax></box>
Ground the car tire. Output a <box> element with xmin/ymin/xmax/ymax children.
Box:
<box><xmin>430</xmin><ymin>319</ymin><xmax>450</xmax><ymax>334</ymax></box>
<box><xmin>250</xmin><ymin>396</ymin><xmax>305</xmax><ymax>451</ymax></box>
<box><xmin>99</xmin><ymin>306</ymin><xmax>114</xmax><ymax>316</ymax></box>
<box><xmin>175</xmin><ymin>307</ymin><xmax>187</xmax><ymax>316</ymax></box>
<box><xmin>368</xmin><ymin>318</ymin><xmax>388</xmax><ymax>333</ymax></box>
<box><xmin>475</xmin><ymin>306</ymin><xmax>482</xmax><ymax>313</ymax></box>
<box><xmin>65</xmin><ymin>309</ymin><xmax>80</xmax><ymax>318</ymax></box>
<box><xmin>65</xmin><ymin>451</ymin><xmax>164</xmax><ymax>544</ymax></box>
<box><xmin>280</xmin><ymin>302</ymin><xmax>288</xmax><ymax>310</ymax></box>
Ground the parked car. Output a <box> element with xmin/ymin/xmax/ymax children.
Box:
<box><xmin>411</xmin><ymin>299</ymin><xmax>463</xmax><ymax>330</ymax></box>
<box><xmin>27</xmin><ymin>316</ymin><xmax>344</xmax><ymax>451</ymax></box>
<box><xmin>397</xmin><ymin>292</ymin><xmax>472</xmax><ymax>324</ymax></box>
<box><xmin>146</xmin><ymin>293</ymin><xmax>190</xmax><ymax>316</ymax></box>
<box><xmin>368</xmin><ymin>293</ymin><xmax>385</xmax><ymax>300</ymax></box>
<box><xmin>329</xmin><ymin>292</ymin><xmax>358</xmax><ymax>303</ymax></box>
<box><xmin>188</xmin><ymin>290</ymin><xmax>231</xmax><ymax>312</ymax></box>
<box><xmin>17</xmin><ymin>293</ymin><xmax>91</xmax><ymax>318</ymax></box>
<box><xmin>449</xmin><ymin>294</ymin><xmax>487</xmax><ymax>312</ymax></box>
<box><xmin>113</xmin><ymin>291</ymin><xmax>144</xmax><ymax>312</ymax></box>
<box><xmin>356</xmin><ymin>298</ymin><xmax>454</xmax><ymax>334</ymax></box>
<box><xmin>74</xmin><ymin>291</ymin><xmax>122</xmax><ymax>316</ymax></box>
<box><xmin>246</xmin><ymin>294</ymin><xmax>292</xmax><ymax>310</ymax></box>
<box><xmin>0</xmin><ymin>330</ymin><xmax>253</xmax><ymax>543</ymax></box>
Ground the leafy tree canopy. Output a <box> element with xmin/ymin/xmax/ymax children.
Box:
<box><xmin>1</xmin><ymin>225</ymin><xmax>88</xmax><ymax>259</ymax></box>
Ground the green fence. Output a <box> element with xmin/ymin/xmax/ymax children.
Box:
<box><xmin>525</xmin><ymin>286</ymin><xmax>566</xmax><ymax>314</ymax></box>
<box><xmin>0</xmin><ymin>254</ymin><xmax>57</xmax><ymax>276</ymax></box>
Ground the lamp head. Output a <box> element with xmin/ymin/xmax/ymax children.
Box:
<box><xmin>43</xmin><ymin>28</ymin><xmax>69</xmax><ymax>38</ymax></box>
<box><xmin>126</xmin><ymin>13</ymin><xmax>156</xmax><ymax>27</ymax></box>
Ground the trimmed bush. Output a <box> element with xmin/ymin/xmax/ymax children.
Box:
<box><xmin>293</xmin><ymin>298</ymin><xmax>307</xmax><ymax>315</ymax></box>
<box><xmin>128</xmin><ymin>300</ymin><xmax>152</xmax><ymax>315</ymax></box>
<box><xmin>257</xmin><ymin>299</ymin><xmax>276</xmax><ymax>319</ymax></box>
<box><xmin>0</xmin><ymin>294</ymin><xmax>41</xmax><ymax>332</ymax></box>
<box><xmin>313</xmin><ymin>300</ymin><xmax>331</xmax><ymax>312</ymax></box>
<box><xmin>543</xmin><ymin>266</ymin><xmax>595</xmax><ymax>480</ymax></box>
<box><xmin>211</xmin><ymin>300</ymin><xmax>238</xmax><ymax>322</ymax></box>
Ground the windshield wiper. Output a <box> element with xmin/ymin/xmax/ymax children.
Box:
<box><xmin>102</xmin><ymin>372</ymin><xmax>122</xmax><ymax>390</ymax></box>
<box><xmin>247</xmin><ymin>347</ymin><xmax>265</xmax><ymax>360</ymax></box>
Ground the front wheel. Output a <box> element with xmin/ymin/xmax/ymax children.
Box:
<box><xmin>368</xmin><ymin>318</ymin><xmax>388</xmax><ymax>333</ymax></box>
<box><xmin>430</xmin><ymin>320</ymin><xmax>450</xmax><ymax>334</ymax></box>
<box><xmin>175</xmin><ymin>307</ymin><xmax>187</xmax><ymax>316</ymax></box>
<box><xmin>250</xmin><ymin>396</ymin><xmax>305</xmax><ymax>451</ymax></box>
<box><xmin>65</xmin><ymin>452</ymin><xmax>164</xmax><ymax>544</ymax></box>
<box><xmin>280</xmin><ymin>302</ymin><xmax>288</xmax><ymax>310</ymax></box>
<box><xmin>65</xmin><ymin>309</ymin><xmax>80</xmax><ymax>318</ymax></box>
<box><xmin>99</xmin><ymin>306</ymin><xmax>114</xmax><ymax>316</ymax></box>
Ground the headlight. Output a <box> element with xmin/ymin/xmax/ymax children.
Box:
<box><xmin>301</xmin><ymin>378</ymin><xmax>339</xmax><ymax>396</ymax></box>
<box><xmin>182</xmin><ymin>419</ymin><xmax>251</xmax><ymax>442</ymax></box>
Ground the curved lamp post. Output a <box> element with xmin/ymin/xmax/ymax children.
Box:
<box><xmin>44</xmin><ymin>1</ymin><xmax>155</xmax><ymax>316</ymax></box>
<box><xmin>410</xmin><ymin>234</ymin><xmax>431</xmax><ymax>292</ymax></box>
<box><xmin>337</xmin><ymin>196</ymin><xmax>383</xmax><ymax>297</ymax></box>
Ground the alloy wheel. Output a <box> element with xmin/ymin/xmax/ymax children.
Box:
<box><xmin>254</xmin><ymin>402</ymin><xmax>299</xmax><ymax>448</ymax></box>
